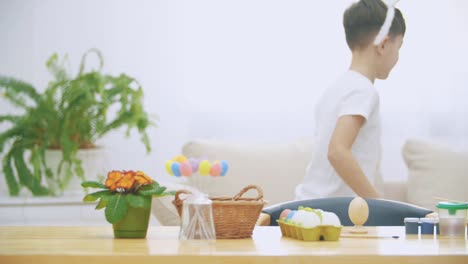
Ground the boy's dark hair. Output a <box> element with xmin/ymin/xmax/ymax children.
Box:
<box><xmin>343</xmin><ymin>0</ymin><xmax>406</xmax><ymax>50</ymax></box>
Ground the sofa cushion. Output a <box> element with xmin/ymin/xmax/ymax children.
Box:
<box><xmin>402</xmin><ymin>139</ymin><xmax>468</xmax><ymax>210</ymax></box>
<box><xmin>181</xmin><ymin>139</ymin><xmax>313</xmax><ymax>205</ymax></box>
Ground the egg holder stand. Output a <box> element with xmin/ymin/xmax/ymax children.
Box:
<box><xmin>348</xmin><ymin>197</ymin><xmax>370</xmax><ymax>234</ymax></box>
<box><xmin>277</xmin><ymin>219</ymin><xmax>343</xmax><ymax>241</ymax></box>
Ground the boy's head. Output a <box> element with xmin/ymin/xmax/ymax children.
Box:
<box><xmin>343</xmin><ymin>0</ymin><xmax>406</xmax><ymax>79</ymax></box>
<box><xmin>343</xmin><ymin>0</ymin><xmax>406</xmax><ymax>51</ymax></box>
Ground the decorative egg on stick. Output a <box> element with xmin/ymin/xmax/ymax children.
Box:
<box><xmin>164</xmin><ymin>155</ymin><xmax>229</xmax><ymax>180</ymax></box>
<box><xmin>348</xmin><ymin>197</ymin><xmax>369</xmax><ymax>234</ymax></box>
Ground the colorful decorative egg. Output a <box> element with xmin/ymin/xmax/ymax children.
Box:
<box><xmin>171</xmin><ymin>162</ymin><xmax>181</xmax><ymax>177</ymax></box>
<box><xmin>198</xmin><ymin>160</ymin><xmax>212</xmax><ymax>176</ymax></box>
<box><xmin>285</xmin><ymin>210</ymin><xmax>297</xmax><ymax>221</ymax></box>
<box><xmin>173</xmin><ymin>155</ymin><xmax>188</xmax><ymax>163</ymax></box>
<box><xmin>280</xmin><ymin>209</ymin><xmax>291</xmax><ymax>219</ymax></box>
<box><xmin>210</xmin><ymin>162</ymin><xmax>222</xmax><ymax>176</ymax></box>
<box><xmin>220</xmin><ymin>160</ymin><xmax>229</xmax><ymax>176</ymax></box>
<box><xmin>188</xmin><ymin>158</ymin><xmax>199</xmax><ymax>172</ymax></box>
<box><xmin>179</xmin><ymin>161</ymin><xmax>192</xmax><ymax>176</ymax></box>
<box><xmin>165</xmin><ymin>160</ymin><xmax>174</xmax><ymax>176</ymax></box>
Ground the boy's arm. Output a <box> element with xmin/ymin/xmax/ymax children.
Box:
<box><xmin>328</xmin><ymin>115</ymin><xmax>381</xmax><ymax>198</ymax></box>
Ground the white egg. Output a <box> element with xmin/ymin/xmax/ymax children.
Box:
<box><xmin>312</xmin><ymin>209</ymin><xmax>324</xmax><ymax>223</ymax></box>
<box><xmin>322</xmin><ymin>212</ymin><xmax>341</xmax><ymax>227</ymax></box>
<box><xmin>291</xmin><ymin>210</ymin><xmax>307</xmax><ymax>225</ymax></box>
<box><xmin>301</xmin><ymin>211</ymin><xmax>321</xmax><ymax>228</ymax></box>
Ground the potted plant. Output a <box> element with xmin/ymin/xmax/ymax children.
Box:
<box><xmin>82</xmin><ymin>170</ymin><xmax>174</xmax><ymax>238</ymax></box>
<box><xmin>0</xmin><ymin>49</ymin><xmax>154</xmax><ymax>196</ymax></box>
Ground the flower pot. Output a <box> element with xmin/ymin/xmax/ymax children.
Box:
<box><xmin>112</xmin><ymin>198</ymin><xmax>152</xmax><ymax>238</ymax></box>
<box><xmin>45</xmin><ymin>148</ymin><xmax>107</xmax><ymax>196</ymax></box>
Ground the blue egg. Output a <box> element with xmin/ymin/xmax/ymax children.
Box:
<box><xmin>220</xmin><ymin>160</ymin><xmax>229</xmax><ymax>176</ymax></box>
<box><xmin>171</xmin><ymin>162</ymin><xmax>181</xmax><ymax>177</ymax></box>
<box><xmin>285</xmin><ymin>210</ymin><xmax>297</xmax><ymax>220</ymax></box>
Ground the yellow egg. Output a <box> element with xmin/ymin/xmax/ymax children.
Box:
<box><xmin>198</xmin><ymin>160</ymin><xmax>212</xmax><ymax>176</ymax></box>
<box><xmin>173</xmin><ymin>155</ymin><xmax>188</xmax><ymax>163</ymax></box>
<box><xmin>165</xmin><ymin>160</ymin><xmax>174</xmax><ymax>176</ymax></box>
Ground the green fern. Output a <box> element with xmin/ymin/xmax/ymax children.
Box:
<box><xmin>0</xmin><ymin>49</ymin><xmax>155</xmax><ymax>196</ymax></box>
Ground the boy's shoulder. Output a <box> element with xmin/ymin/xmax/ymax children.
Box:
<box><xmin>335</xmin><ymin>71</ymin><xmax>375</xmax><ymax>91</ymax></box>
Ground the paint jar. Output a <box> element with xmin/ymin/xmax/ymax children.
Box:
<box><xmin>437</xmin><ymin>202</ymin><xmax>468</xmax><ymax>237</ymax></box>
<box><xmin>420</xmin><ymin>218</ymin><xmax>438</xmax><ymax>235</ymax></box>
<box><xmin>404</xmin><ymin>217</ymin><xmax>419</xmax><ymax>235</ymax></box>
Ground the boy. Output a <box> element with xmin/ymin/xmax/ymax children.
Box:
<box><xmin>295</xmin><ymin>0</ymin><xmax>405</xmax><ymax>199</ymax></box>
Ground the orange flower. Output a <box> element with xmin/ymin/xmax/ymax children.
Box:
<box><xmin>105</xmin><ymin>170</ymin><xmax>122</xmax><ymax>191</ymax></box>
<box><xmin>116</xmin><ymin>170</ymin><xmax>136</xmax><ymax>190</ymax></box>
<box><xmin>135</xmin><ymin>171</ymin><xmax>153</xmax><ymax>185</ymax></box>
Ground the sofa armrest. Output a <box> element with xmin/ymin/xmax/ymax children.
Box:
<box><xmin>256</xmin><ymin>213</ymin><xmax>271</xmax><ymax>226</ymax></box>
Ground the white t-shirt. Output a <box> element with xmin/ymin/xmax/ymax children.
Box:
<box><xmin>295</xmin><ymin>70</ymin><xmax>381</xmax><ymax>200</ymax></box>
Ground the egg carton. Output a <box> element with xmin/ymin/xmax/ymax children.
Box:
<box><xmin>277</xmin><ymin>220</ymin><xmax>342</xmax><ymax>241</ymax></box>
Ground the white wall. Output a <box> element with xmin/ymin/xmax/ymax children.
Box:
<box><xmin>1</xmin><ymin>0</ymin><xmax>468</xmax><ymax>196</ymax></box>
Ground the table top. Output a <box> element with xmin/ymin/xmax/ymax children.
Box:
<box><xmin>0</xmin><ymin>226</ymin><xmax>467</xmax><ymax>264</ymax></box>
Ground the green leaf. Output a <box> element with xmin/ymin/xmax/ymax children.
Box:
<box><xmin>46</xmin><ymin>53</ymin><xmax>69</xmax><ymax>81</ymax></box>
<box><xmin>105</xmin><ymin>193</ymin><xmax>128</xmax><ymax>224</ymax></box>
<box><xmin>95</xmin><ymin>198</ymin><xmax>107</xmax><ymax>210</ymax></box>
<box><xmin>13</xmin><ymin>147</ymin><xmax>50</xmax><ymax>196</ymax></box>
<box><xmin>81</xmin><ymin>181</ymin><xmax>106</xmax><ymax>189</ymax></box>
<box><xmin>126</xmin><ymin>193</ymin><xmax>151</xmax><ymax>208</ymax></box>
<box><xmin>138</xmin><ymin>186</ymin><xmax>167</xmax><ymax>196</ymax></box>
<box><xmin>161</xmin><ymin>190</ymin><xmax>176</xmax><ymax>196</ymax></box>
<box><xmin>138</xmin><ymin>182</ymin><xmax>159</xmax><ymax>191</ymax></box>
<box><xmin>83</xmin><ymin>190</ymin><xmax>111</xmax><ymax>202</ymax></box>
<box><xmin>0</xmin><ymin>76</ymin><xmax>41</xmax><ymax>106</ymax></box>
<box><xmin>152</xmin><ymin>190</ymin><xmax>176</xmax><ymax>198</ymax></box>
<box><xmin>0</xmin><ymin>115</ymin><xmax>21</xmax><ymax>125</ymax></box>
<box><xmin>79</xmin><ymin>48</ymin><xmax>104</xmax><ymax>76</ymax></box>
<box><xmin>2</xmin><ymin>151</ymin><xmax>19</xmax><ymax>196</ymax></box>
<box><xmin>83</xmin><ymin>194</ymin><xmax>98</xmax><ymax>202</ymax></box>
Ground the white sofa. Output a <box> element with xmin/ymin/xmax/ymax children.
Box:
<box><xmin>151</xmin><ymin>138</ymin><xmax>468</xmax><ymax>226</ymax></box>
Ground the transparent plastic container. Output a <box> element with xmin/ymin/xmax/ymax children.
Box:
<box><xmin>179</xmin><ymin>193</ymin><xmax>216</xmax><ymax>240</ymax></box>
<box><xmin>436</xmin><ymin>202</ymin><xmax>468</xmax><ymax>237</ymax></box>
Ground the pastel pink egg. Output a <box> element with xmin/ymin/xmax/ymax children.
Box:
<box><xmin>280</xmin><ymin>209</ymin><xmax>291</xmax><ymax>220</ymax></box>
<box><xmin>180</xmin><ymin>162</ymin><xmax>193</xmax><ymax>176</ymax></box>
<box><xmin>210</xmin><ymin>163</ymin><xmax>222</xmax><ymax>176</ymax></box>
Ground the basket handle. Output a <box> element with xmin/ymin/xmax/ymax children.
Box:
<box><xmin>232</xmin><ymin>185</ymin><xmax>263</xmax><ymax>201</ymax></box>
<box><xmin>172</xmin><ymin>190</ymin><xmax>193</xmax><ymax>217</ymax></box>
<box><xmin>174</xmin><ymin>189</ymin><xmax>192</xmax><ymax>204</ymax></box>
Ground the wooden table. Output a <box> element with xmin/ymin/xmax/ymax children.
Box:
<box><xmin>0</xmin><ymin>226</ymin><xmax>467</xmax><ymax>264</ymax></box>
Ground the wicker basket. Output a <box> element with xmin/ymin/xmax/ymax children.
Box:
<box><xmin>173</xmin><ymin>185</ymin><xmax>266</xmax><ymax>239</ymax></box>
